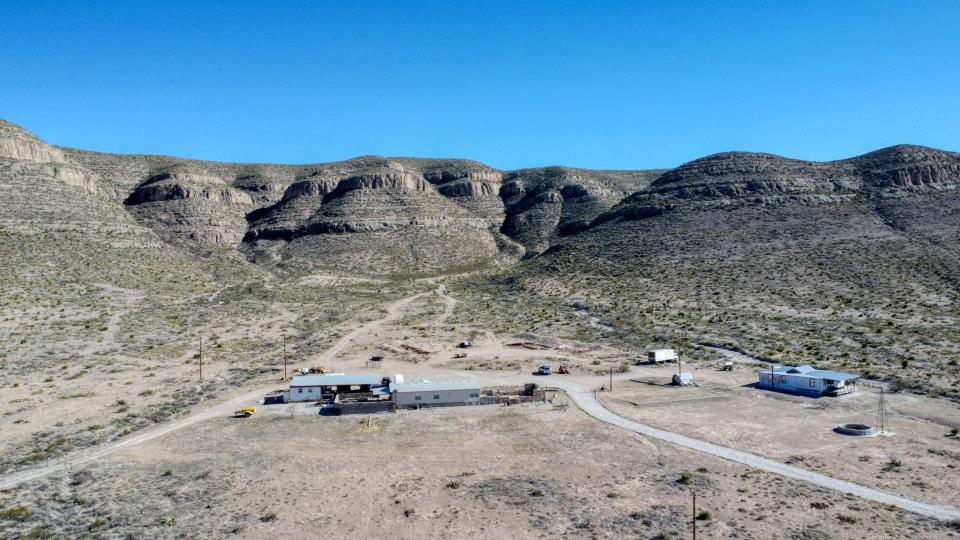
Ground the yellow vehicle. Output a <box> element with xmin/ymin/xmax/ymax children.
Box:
<box><xmin>234</xmin><ymin>406</ymin><xmax>256</xmax><ymax>418</ymax></box>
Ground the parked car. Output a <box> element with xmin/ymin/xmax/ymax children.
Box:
<box><xmin>319</xmin><ymin>403</ymin><xmax>342</xmax><ymax>416</ymax></box>
<box><xmin>538</xmin><ymin>364</ymin><xmax>552</xmax><ymax>375</ymax></box>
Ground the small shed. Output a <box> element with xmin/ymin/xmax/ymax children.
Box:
<box><xmin>649</xmin><ymin>349</ymin><xmax>678</xmax><ymax>363</ymax></box>
<box><xmin>672</xmin><ymin>372</ymin><xmax>694</xmax><ymax>386</ymax></box>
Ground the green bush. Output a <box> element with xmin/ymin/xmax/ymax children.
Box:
<box><xmin>0</xmin><ymin>505</ymin><xmax>31</xmax><ymax>521</ymax></box>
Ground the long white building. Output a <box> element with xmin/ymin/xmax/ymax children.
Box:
<box><xmin>392</xmin><ymin>379</ymin><xmax>481</xmax><ymax>408</ymax></box>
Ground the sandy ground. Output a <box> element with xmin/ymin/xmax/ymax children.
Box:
<box><xmin>599</xmin><ymin>363</ymin><xmax>960</xmax><ymax>509</ymax></box>
<box><xmin>2</xmin><ymin>284</ymin><xmax>960</xmax><ymax>538</ymax></box>
<box><xmin>3</xmin><ymin>397</ymin><xmax>956</xmax><ymax>539</ymax></box>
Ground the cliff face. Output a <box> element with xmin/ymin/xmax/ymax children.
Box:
<box><xmin>596</xmin><ymin>145</ymin><xmax>960</xmax><ymax>226</ymax></box>
<box><xmin>20</xmin><ymin>122</ymin><xmax>657</xmax><ymax>273</ymax></box>
<box><xmin>499</xmin><ymin>167</ymin><xmax>662</xmax><ymax>257</ymax></box>
<box><xmin>4</xmin><ymin>118</ymin><xmax>959</xmax><ymax>277</ymax></box>
<box><xmin>0</xmin><ymin>122</ymin><xmax>101</xmax><ymax>194</ymax></box>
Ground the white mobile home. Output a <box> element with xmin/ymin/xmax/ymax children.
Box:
<box><xmin>758</xmin><ymin>365</ymin><xmax>859</xmax><ymax>397</ymax></box>
<box><xmin>392</xmin><ymin>379</ymin><xmax>481</xmax><ymax>408</ymax></box>
<box><xmin>648</xmin><ymin>349</ymin><xmax>678</xmax><ymax>363</ymax></box>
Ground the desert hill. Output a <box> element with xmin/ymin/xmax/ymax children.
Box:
<box><xmin>3</xmin><ymin>118</ymin><xmax>960</xmax><ymax>399</ymax></box>
<box><xmin>473</xmin><ymin>145</ymin><xmax>960</xmax><ymax>398</ymax></box>
<box><xmin>11</xmin><ymin>120</ymin><xmax>657</xmax><ymax>275</ymax></box>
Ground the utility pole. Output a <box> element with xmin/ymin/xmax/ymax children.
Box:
<box><xmin>692</xmin><ymin>490</ymin><xmax>697</xmax><ymax>540</ymax></box>
<box><xmin>199</xmin><ymin>335</ymin><xmax>203</xmax><ymax>384</ymax></box>
<box><xmin>676</xmin><ymin>341</ymin><xmax>683</xmax><ymax>378</ymax></box>
<box><xmin>609</xmin><ymin>366</ymin><xmax>613</xmax><ymax>392</ymax></box>
<box><xmin>282</xmin><ymin>334</ymin><xmax>287</xmax><ymax>381</ymax></box>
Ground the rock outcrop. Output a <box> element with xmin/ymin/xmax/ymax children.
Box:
<box><xmin>0</xmin><ymin>121</ymin><xmax>100</xmax><ymax>194</ymax></box>
<box><xmin>598</xmin><ymin>146</ymin><xmax>960</xmax><ymax>227</ymax></box>
<box><xmin>4</xmin><ymin>118</ymin><xmax>959</xmax><ymax>276</ymax></box>
<box><xmin>501</xmin><ymin>167</ymin><xmax>661</xmax><ymax>256</ymax></box>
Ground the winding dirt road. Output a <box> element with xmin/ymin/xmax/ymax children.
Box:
<box><xmin>316</xmin><ymin>291</ymin><xmax>429</xmax><ymax>363</ymax></box>
<box><xmin>547</xmin><ymin>378</ymin><xmax>960</xmax><ymax>522</ymax></box>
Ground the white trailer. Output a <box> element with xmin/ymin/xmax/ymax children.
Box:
<box><xmin>648</xmin><ymin>349</ymin><xmax>678</xmax><ymax>363</ymax></box>
<box><xmin>392</xmin><ymin>379</ymin><xmax>481</xmax><ymax>408</ymax></box>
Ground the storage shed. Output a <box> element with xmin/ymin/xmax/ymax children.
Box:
<box><xmin>758</xmin><ymin>365</ymin><xmax>859</xmax><ymax>397</ymax></box>
<box><xmin>392</xmin><ymin>379</ymin><xmax>481</xmax><ymax>408</ymax></box>
<box><xmin>648</xmin><ymin>349</ymin><xmax>678</xmax><ymax>363</ymax></box>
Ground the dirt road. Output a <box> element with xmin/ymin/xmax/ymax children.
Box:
<box><xmin>435</xmin><ymin>285</ymin><xmax>456</xmax><ymax>324</ymax></box>
<box><xmin>0</xmin><ymin>290</ymin><xmax>432</xmax><ymax>490</ymax></box>
<box><xmin>547</xmin><ymin>378</ymin><xmax>960</xmax><ymax>522</ymax></box>
<box><xmin>315</xmin><ymin>291</ymin><xmax>429</xmax><ymax>363</ymax></box>
<box><xmin>0</xmin><ymin>387</ymin><xmax>270</xmax><ymax>490</ymax></box>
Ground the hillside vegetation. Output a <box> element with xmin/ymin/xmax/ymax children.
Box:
<box><xmin>2</xmin><ymin>119</ymin><xmax>960</xmax><ymax>401</ymax></box>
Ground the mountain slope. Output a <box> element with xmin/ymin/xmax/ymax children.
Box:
<box><xmin>470</xmin><ymin>146</ymin><xmax>960</xmax><ymax>398</ymax></box>
<box><xmin>39</xmin><ymin>121</ymin><xmax>660</xmax><ymax>274</ymax></box>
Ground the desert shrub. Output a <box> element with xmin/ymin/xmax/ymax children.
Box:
<box><xmin>696</xmin><ymin>511</ymin><xmax>711</xmax><ymax>520</ymax></box>
<box><xmin>0</xmin><ymin>505</ymin><xmax>31</xmax><ymax>521</ymax></box>
<box><xmin>260</xmin><ymin>512</ymin><xmax>278</xmax><ymax>522</ymax></box>
<box><xmin>445</xmin><ymin>481</ymin><xmax>461</xmax><ymax>489</ymax></box>
<box><xmin>882</xmin><ymin>458</ymin><xmax>902</xmax><ymax>472</ymax></box>
<box><xmin>677</xmin><ymin>471</ymin><xmax>693</xmax><ymax>485</ymax></box>
<box><xmin>529</xmin><ymin>489</ymin><xmax>544</xmax><ymax>497</ymax></box>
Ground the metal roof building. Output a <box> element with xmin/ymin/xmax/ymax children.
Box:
<box><xmin>392</xmin><ymin>379</ymin><xmax>481</xmax><ymax>408</ymax></box>
<box><xmin>759</xmin><ymin>365</ymin><xmax>859</xmax><ymax>397</ymax></box>
<box><xmin>285</xmin><ymin>373</ymin><xmax>385</xmax><ymax>402</ymax></box>
<box><xmin>391</xmin><ymin>380</ymin><xmax>481</xmax><ymax>393</ymax></box>
<box><xmin>289</xmin><ymin>373</ymin><xmax>383</xmax><ymax>388</ymax></box>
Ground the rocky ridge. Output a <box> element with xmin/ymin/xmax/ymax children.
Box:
<box><xmin>597</xmin><ymin>145</ymin><xmax>960</xmax><ymax>226</ymax></box>
<box><xmin>3</xmin><ymin>119</ymin><xmax>959</xmax><ymax>276</ymax></box>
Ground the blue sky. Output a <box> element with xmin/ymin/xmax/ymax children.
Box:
<box><xmin>1</xmin><ymin>1</ymin><xmax>958</xmax><ymax>170</ymax></box>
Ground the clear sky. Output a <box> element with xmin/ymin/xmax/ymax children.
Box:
<box><xmin>2</xmin><ymin>1</ymin><xmax>958</xmax><ymax>170</ymax></box>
